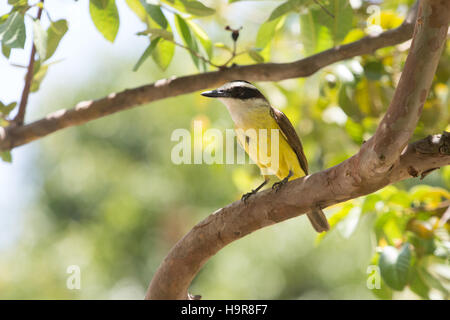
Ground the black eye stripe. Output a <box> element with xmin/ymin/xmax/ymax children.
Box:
<box><xmin>227</xmin><ymin>86</ymin><xmax>266</xmax><ymax>100</ymax></box>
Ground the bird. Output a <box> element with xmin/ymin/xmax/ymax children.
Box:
<box><xmin>201</xmin><ymin>80</ymin><xmax>330</xmax><ymax>233</ymax></box>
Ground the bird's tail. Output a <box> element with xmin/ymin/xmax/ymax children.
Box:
<box><xmin>307</xmin><ymin>208</ymin><xmax>330</xmax><ymax>233</ymax></box>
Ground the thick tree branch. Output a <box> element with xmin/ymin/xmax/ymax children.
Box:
<box><xmin>0</xmin><ymin>4</ymin><xmax>418</xmax><ymax>151</ymax></box>
<box><xmin>146</xmin><ymin>133</ymin><xmax>450</xmax><ymax>300</ymax></box>
<box><xmin>362</xmin><ymin>0</ymin><xmax>450</xmax><ymax>176</ymax></box>
<box><xmin>145</xmin><ymin>0</ymin><xmax>449</xmax><ymax>299</ymax></box>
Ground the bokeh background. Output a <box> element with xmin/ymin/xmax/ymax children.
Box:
<box><xmin>0</xmin><ymin>0</ymin><xmax>449</xmax><ymax>299</ymax></box>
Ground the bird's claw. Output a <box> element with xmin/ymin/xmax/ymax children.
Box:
<box><xmin>241</xmin><ymin>190</ymin><xmax>256</xmax><ymax>203</ymax></box>
<box><xmin>272</xmin><ymin>178</ymin><xmax>288</xmax><ymax>192</ymax></box>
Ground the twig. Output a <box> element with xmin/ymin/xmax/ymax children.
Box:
<box><xmin>169</xmin><ymin>40</ymin><xmax>222</xmax><ymax>69</ymax></box>
<box><xmin>10</xmin><ymin>64</ymin><xmax>28</xmax><ymax>69</ymax></box>
<box><xmin>313</xmin><ymin>0</ymin><xmax>335</xmax><ymax>19</ymax></box>
<box><xmin>219</xmin><ymin>26</ymin><xmax>243</xmax><ymax>68</ymax></box>
<box><xmin>44</xmin><ymin>8</ymin><xmax>53</xmax><ymax>23</ymax></box>
<box><xmin>13</xmin><ymin>0</ymin><xmax>44</xmax><ymax>126</ymax></box>
<box><xmin>220</xmin><ymin>38</ymin><xmax>238</xmax><ymax>68</ymax></box>
<box><xmin>169</xmin><ymin>26</ymin><xmax>244</xmax><ymax>70</ymax></box>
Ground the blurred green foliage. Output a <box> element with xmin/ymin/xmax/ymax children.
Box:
<box><xmin>0</xmin><ymin>0</ymin><xmax>449</xmax><ymax>299</ymax></box>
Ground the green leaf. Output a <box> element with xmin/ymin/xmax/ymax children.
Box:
<box><xmin>30</xmin><ymin>63</ymin><xmax>49</xmax><ymax>92</ymax></box>
<box><xmin>0</xmin><ymin>14</ymin><xmax>9</xmax><ymax>25</ymax></box>
<box><xmin>374</xmin><ymin>210</ymin><xmax>392</xmax><ymax>242</ymax></box>
<box><xmin>0</xmin><ymin>101</ymin><xmax>17</xmax><ymax>116</ymax></box>
<box><xmin>364</xmin><ymin>61</ymin><xmax>385</xmax><ymax>81</ymax></box>
<box><xmin>175</xmin><ymin>14</ymin><xmax>200</xmax><ymax>70</ymax></box>
<box><xmin>342</xmin><ymin>28</ymin><xmax>365</xmax><ymax>44</ymax></box>
<box><xmin>126</xmin><ymin>0</ymin><xmax>149</xmax><ymax>23</ymax></box>
<box><xmin>139</xmin><ymin>28</ymin><xmax>173</xmax><ymax>40</ymax></box>
<box><xmin>267</xmin><ymin>0</ymin><xmax>305</xmax><ymax>21</ymax></box>
<box><xmin>339</xmin><ymin>84</ymin><xmax>363</xmax><ymax>122</ymax></box>
<box><xmin>187</xmin><ymin>20</ymin><xmax>212</xmax><ymax>59</ymax></box>
<box><xmin>8</xmin><ymin>0</ymin><xmax>28</xmax><ymax>5</ymax></box>
<box><xmin>45</xmin><ymin>20</ymin><xmax>68</xmax><ymax>61</ymax></box>
<box><xmin>161</xmin><ymin>0</ymin><xmax>215</xmax><ymax>17</ymax></box>
<box><xmin>371</xmin><ymin>277</ymin><xmax>393</xmax><ymax>300</ymax></box>
<box><xmin>317</xmin><ymin>0</ymin><xmax>353</xmax><ymax>45</ymax></box>
<box><xmin>256</xmin><ymin>16</ymin><xmax>282</xmax><ymax>49</ymax></box>
<box><xmin>248</xmin><ymin>49</ymin><xmax>264</xmax><ymax>63</ymax></box>
<box><xmin>152</xmin><ymin>39</ymin><xmax>175</xmax><ymax>71</ymax></box>
<box><xmin>299</xmin><ymin>9</ymin><xmax>332</xmax><ymax>55</ymax></box>
<box><xmin>214</xmin><ymin>42</ymin><xmax>231</xmax><ymax>52</ymax></box>
<box><xmin>442</xmin><ymin>167</ymin><xmax>450</xmax><ymax>189</ymax></box>
<box><xmin>409</xmin><ymin>267</ymin><xmax>430</xmax><ymax>299</ymax></box>
<box><xmin>368</xmin><ymin>255</ymin><xmax>393</xmax><ymax>300</ymax></box>
<box><xmin>379</xmin><ymin>244</ymin><xmax>412</xmax><ymax>291</ymax></box>
<box><xmin>0</xmin><ymin>151</ymin><xmax>12</xmax><ymax>163</ymax></box>
<box><xmin>89</xmin><ymin>0</ymin><xmax>120</xmax><ymax>42</ymax></box>
<box><xmin>383</xmin><ymin>216</ymin><xmax>404</xmax><ymax>244</ymax></box>
<box><xmin>8</xmin><ymin>0</ymin><xmax>28</xmax><ymax>12</ymax></box>
<box><xmin>179</xmin><ymin>0</ymin><xmax>215</xmax><ymax>16</ymax></box>
<box><xmin>1</xmin><ymin>43</ymin><xmax>11</xmax><ymax>59</ymax></box>
<box><xmin>32</xmin><ymin>20</ymin><xmax>47</xmax><ymax>60</ymax></box>
<box><xmin>0</xmin><ymin>11</ymin><xmax>26</xmax><ymax>49</ymax></box>
<box><xmin>133</xmin><ymin>37</ymin><xmax>161</xmax><ymax>71</ymax></box>
<box><xmin>139</xmin><ymin>1</ymin><xmax>168</xmax><ymax>29</ymax></box>
<box><xmin>361</xmin><ymin>194</ymin><xmax>382</xmax><ymax>214</ymax></box>
<box><xmin>137</xmin><ymin>2</ymin><xmax>176</xmax><ymax>71</ymax></box>
<box><xmin>342</xmin><ymin>111</ymin><xmax>363</xmax><ymax>140</ymax></box>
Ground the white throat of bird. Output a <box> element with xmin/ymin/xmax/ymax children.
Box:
<box><xmin>219</xmin><ymin>97</ymin><xmax>270</xmax><ymax>127</ymax></box>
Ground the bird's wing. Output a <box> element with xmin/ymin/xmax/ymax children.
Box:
<box><xmin>270</xmin><ymin>107</ymin><xmax>309</xmax><ymax>175</ymax></box>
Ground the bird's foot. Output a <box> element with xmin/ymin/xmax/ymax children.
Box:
<box><xmin>272</xmin><ymin>171</ymin><xmax>293</xmax><ymax>192</ymax></box>
<box><xmin>241</xmin><ymin>189</ymin><xmax>257</xmax><ymax>203</ymax></box>
<box><xmin>271</xmin><ymin>178</ymin><xmax>289</xmax><ymax>192</ymax></box>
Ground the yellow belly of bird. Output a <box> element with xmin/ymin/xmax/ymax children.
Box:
<box><xmin>235</xmin><ymin>112</ymin><xmax>305</xmax><ymax>180</ymax></box>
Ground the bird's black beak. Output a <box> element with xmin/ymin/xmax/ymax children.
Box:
<box><xmin>201</xmin><ymin>90</ymin><xmax>228</xmax><ymax>98</ymax></box>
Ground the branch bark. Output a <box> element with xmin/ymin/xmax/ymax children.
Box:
<box><xmin>0</xmin><ymin>4</ymin><xmax>418</xmax><ymax>151</ymax></box>
<box><xmin>145</xmin><ymin>0</ymin><xmax>449</xmax><ymax>300</ymax></box>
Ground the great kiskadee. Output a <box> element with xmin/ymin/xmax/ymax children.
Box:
<box><xmin>201</xmin><ymin>80</ymin><xmax>330</xmax><ymax>233</ymax></box>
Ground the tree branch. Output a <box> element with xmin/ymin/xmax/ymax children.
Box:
<box><xmin>146</xmin><ymin>132</ymin><xmax>450</xmax><ymax>300</ymax></box>
<box><xmin>12</xmin><ymin>0</ymin><xmax>44</xmax><ymax>126</ymax></box>
<box><xmin>0</xmin><ymin>4</ymin><xmax>418</xmax><ymax>151</ymax></box>
<box><xmin>145</xmin><ymin>0</ymin><xmax>449</xmax><ymax>299</ymax></box>
<box><xmin>363</xmin><ymin>0</ymin><xmax>450</xmax><ymax>176</ymax></box>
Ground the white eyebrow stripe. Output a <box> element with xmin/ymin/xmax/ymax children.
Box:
<box><xmin>221</xmin><ymin>81</ymin><xmax>256</xmax><ymax>91</ymax></box>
